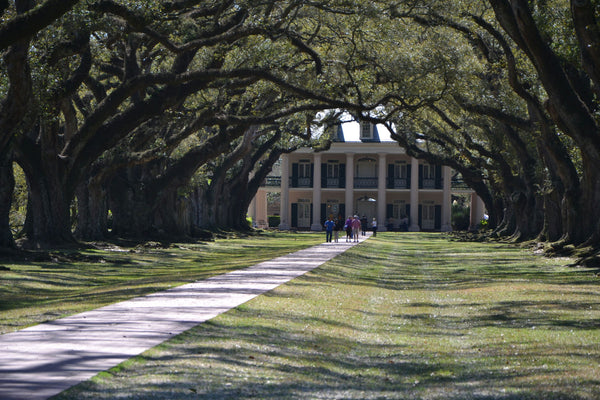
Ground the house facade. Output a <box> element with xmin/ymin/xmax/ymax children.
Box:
<box><xmin>250</xmin><ymin>121</ymin><xmax>483</xmax><ymax>232</ymax></box>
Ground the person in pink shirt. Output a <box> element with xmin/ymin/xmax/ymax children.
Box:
<box><xmin>351</xmin><ymin>215</ymin><xmax>361</xmax><ymax>242</ymax></box>
<box><xmin>345</xmin><ymin>216</ymin><xmax>353</xmax><ymax>242</ymax></box>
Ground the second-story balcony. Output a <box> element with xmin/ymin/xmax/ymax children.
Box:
<box><xmin>388</xmin><ymin>178</ymin><xmax>409</xmax><ymax>189</ymax></box>
<box><xmin>422</xmin><ymin>178</ymin><xmax>436</xmax><ymax>189</ymax></box>
<box><xmin>322</xmin><ymin>177</ymin><xmax>346</xmax><ymax>189</ymax></box>
<box><xmin>325</xmin><ymin>177</ymin><xmax>339</xmax><ymax>187</ymax></box>
<box><xmin>262</xmin><ymin>176</ymin><xmax>281</xmax><ymax>187</ymax></box>
<box><xmin>290</xmin><ymin>176</ymin><xmax>313</xmax><ymax>188</ymax></box>
<box><xmin>354</xmin><ymin>177</ymin><xmax>378</xmax><ymax>189</ymax></box>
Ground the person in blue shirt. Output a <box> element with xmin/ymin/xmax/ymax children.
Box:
<box><xmin>324</xmin><ymin>216</ymin><xmax>335</xmax><ymax>242</ymax></box>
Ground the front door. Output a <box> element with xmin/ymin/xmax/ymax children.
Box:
<box><xmin>298</xmin><ymin>200</ymin><xmax>311</xmax><ymax>228</ymax></box>
<box><xmin>356</xmin><ymin>198</ymin><xmax>376</xmax><ymax>220</ymax></box>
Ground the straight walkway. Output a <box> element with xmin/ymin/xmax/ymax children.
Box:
<box><xmin>0</xmin><ymin>234</ymin><xmax>370</xmax><ymax>400</ymax></box>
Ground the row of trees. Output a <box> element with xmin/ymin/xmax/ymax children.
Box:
<box><xmin>355</xmin><ymin>0</ymin><xmax>600</xmax><ymax>263</ymax></box>
<box><xmin>0</xmin><ymin>0</ymin><xmax>366</xmax><ymax>247</ymax></box>
<box><xmin>1</xmin><ymin>1</ymin><xmax>600</xmax><ymax>264</ymax></box>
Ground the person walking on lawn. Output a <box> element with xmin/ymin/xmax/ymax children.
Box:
<box><xmin>324</xmin><ymin>216</ymin><xmax>335</xmax><ymax>242</ymax></box>
<box><xmin>334</xmin><ymin>214</ymin><xmax>344</xmax><ymax>243</ymax></box>
<box><xmin>360</xmin><ymin>215</ymin><xmax>368</xmax><ymax>236</ymax></box>
<box><xmin>352</xmin><ymin>215</ymin><xmax>361</xmax><ymax>242</ymax></box>
<box><xmin>345</xmin><ymin>216</ymin><xmax>353</xmax><ymax>242</ymax></box>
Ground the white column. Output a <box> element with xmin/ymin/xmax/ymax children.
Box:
<box><xmin>256</xmin><ymin>189</ymin><xmax>268</xmax><ymax>228</ymax></box>
<box><xmin>377</xmin><ymin>153</ymin><xmax>387</xmax><ymax>231</ymax></box>
<box><xmin>345</xmin><ymin>153</ymin><xmax>354</xmax><ymax>217</ymax></box>
<box><xmin>311</xmin><ymin>153</ymin><xmax>323</xmax><ymax>231</ymax></box>
<box><xmin>409</xmin><ymin>156</ymin><xmax>420</xmax><ymax>231</ymax></box>
<box><xmin>278</xmin><ymin>154</ymin><xmax>290</xmax><ymax>230</ymax></box>
<box><xmin>469</xmin><ymin>193</ymin><xmax>486</xmax><ymax>231</ymax></box>
<box><xmin>441</xmin><ymin>166</ymin><xmax>452</xmax><ymax>232</ymax></box>
<box><xmin>248</xmin><ymin>194</ymin><xmax>257</xmax><ymax>227</ymax></box>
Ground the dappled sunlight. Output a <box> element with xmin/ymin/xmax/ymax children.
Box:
<box><xmin>52</xmin><ymin>233</ymin><xmax>600</xmax><ymax>400</ymax></box>
<box><xmin>0</xmin><ymin>232</ymin><xmax>364</xmax><ymax>399</ymax></box>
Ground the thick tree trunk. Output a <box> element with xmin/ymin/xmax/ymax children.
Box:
<box><xmin>492</xmin><ymin>195</ymin><xmax>516</xmax><ymax>238</ymax></box>
<box><xmin>214</xmin><ymin>186</ymin><xmax>252</xmax><ymax>231</ymax></box>
<box><xmin>507</xmin><ymin>189</ymin><xmax>542</xmax><ymax>241</ymax></box>
<box><xmin>150</xmin><ymin>189</ymin><xmax>193</xmax><ymax>238</ymax></box>
<box><xmin>194</xmin><ymin>188</ymin><xmax>217</xmax><ymax>229</ymax></box>
<box><xmin>74</xmin><ymin>180</ymin><xmax>108</xmax><ymax>241</ymax></box>
<box><xmin>21</xmin><ymin>169</ymin><xmax>74</xmax><ymax>246</ymax></box>
<box><xmin>490</xmin><ymin>0</ymin><xmax>600</xmax><ymax>248</ymax></box>
<box><xmin>0</xmin><ymin>156</ymin><xmax>15</xmax><ymax>249</ymax></box>
<box><xmin>578</xmin><ymin>158</ymin><xmax>600</xmax><ymax>246</ymax></box>
<box><xmin>109</xmin><ymin>172</ymin><xmax>153</xmax><ymax>238</ymax></box>
<box><xmin>540</xmin><ymin>186</ymin><xmax>564</xmax><ymax>242</ymax></box>
<box><xmin>0</xmin><ymin>12</ymin><xmax>33</xmax><ymax>156</ymax></box>
<box><xmin>109</xmin><ymin>168</ymin><xmax>192</xmax><ymax>239</ymax></box>
<box><xmin>14</xmin><ymin>123</ymin><xmax>77</xmax><ymax>247</ymax></box>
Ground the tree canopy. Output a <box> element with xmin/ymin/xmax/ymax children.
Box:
<box><xmin>1</xmin><ymin>0</ymin><xmax>600</xmax><ymax>265</ymax></box>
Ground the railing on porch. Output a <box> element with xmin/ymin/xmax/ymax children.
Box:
<box><xmin>387</xmin><ymin>178</ymin><xmax>408</xmax><ymax>189</ymax></box>
<box><xmin>263</xmin><ymin>175</ymin><xmax>471</xmax><ymax>190</ymax></box>
<box><xmin>325</xmin><ymin>178</ymin><xmax>339</xmax><ymax>188</ymax></box>
<box><xmin>290</xmin><ymin>177</ymin><xmax>313</xmax><ymax>188</ymax></box>
<box><xmin>354</xmin><ymin>177</ymin><xmax>378</xmax><ymax>189</ymax></box>
<box><xmin>323</xmin><ymin>177</ymin><xmax>346</xmax><ymax>188</ymax></box>
<box><xmin>422</xmin><ymin>178</ymin><xmax>436</xmax><ymax>189</ymax></box>
<box><xmin>261</xmin><ymin>176</ymin><xmax>281</xmax><ymax>187</ymax></box>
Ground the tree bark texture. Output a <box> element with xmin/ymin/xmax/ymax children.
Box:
<box><xmin>74</xmin><ymin>181</ymin><xmax>108</xmax><ymax>241</ymax></box>
<box><xmin>0</xmin><ymin>155</ymin><xmax>15</xmax><ymax>249</ymax></box>
<box><xmin>490</xmin><ymin>0</ymin><xmax>600</xmax><ymax>247</ymax></box>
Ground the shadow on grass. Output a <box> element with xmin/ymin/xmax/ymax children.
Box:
<box><xmin>54</xmin><ymin>233</ymin><xmax>600</xmax><ymax>400</ymax></box>
<box><xmin>56</xmin><ymin>305</ymin><xmax>599</xmax><ymax>400</ymax></box>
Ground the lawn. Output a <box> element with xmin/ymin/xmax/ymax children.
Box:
<box><xmin>0</xmin><ymin>231</ymin><xmax>324</xmax><ymax>334</ymax></box>
<box><xmin>19</xmin><ymin>233</ymin><xmax>600</xmax><ymax>399</ymax></box>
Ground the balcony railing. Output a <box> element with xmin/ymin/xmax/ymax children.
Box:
<box><xmin>325</xmin><ymin>178</ymin><xmax>340</xmax><ymax>188</ymax></box>
<box><xmin>298</xmin><ymin>177</ymin><xmax>312</xmax><ymax>187</ymax></box>
<box><xmin>262</xmin><ymin>176</ymin><xmax>281</xmax><ymax>187</ymax></box>
<box><xmin>422</xmin><ymin>178</ymin><xmax>436</xmax><ymax>189</ymax></box>
<box><xmin>290</xmin><ymin>177</ymin><xmax>313</xmax><ymax>188</ymax></box>
<box><xmin>388</xmin><ymin>178</ymin><xmax>408</xmax><ymax>189</ymax></box>
<box><xmin>262</xmin><ymin>175</ymin><xmax>471</xmax><ymax>190</ymax></box>
<box><xmin>354</xmin><ymin>177</ymin><xmax>378</xmax><ymax>189</ymax></box>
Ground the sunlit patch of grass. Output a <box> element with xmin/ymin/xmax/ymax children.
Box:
<box><xmin>50</xmin><ymin>233</ymin><xmax>600</xmax><ymax>399</ymax></box>
<box><xmin>0</xmin><ymin>232</ymin><xmax>323</xmax><ymax>333</ymax></box>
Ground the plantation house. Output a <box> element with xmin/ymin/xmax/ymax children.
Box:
<box><xmin>250</xmin><ymin>120</ymin><xmax>485</xmax><ymax>231</ymax></box>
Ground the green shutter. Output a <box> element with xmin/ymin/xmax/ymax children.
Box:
<box><xmin>435</xmin><ymin>165</ymin><xmax>442</xmax><ymax>189</ymax></box>
<box><xmin>435</xmin><ymin>205</ymin><xmax>442</xmax><ymax>230</ymax></box>
<box><xmin>291</xmin><ymin>203</ymin><xmax>298</xmax><ymax>228</ymax></box>
<box><xmin>291</xmin><ymin>163</ymin><xmax>298</xmax><ymax>187</ymax></box>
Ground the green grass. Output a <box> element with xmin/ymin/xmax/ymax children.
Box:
<box><xmin>23</xmin><ymin>233</ymin><xmax>600</xmax><ymax>398</ymax></box>
<box><xmin>0</xmin><ymin>231</ymin><xmax>323</xmax><ymax>334</ymax></box>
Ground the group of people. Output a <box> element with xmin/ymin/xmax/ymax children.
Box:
<box><xmin>323</xmin><ymin>214</ymin><xmax>377</xmax><ymax>243</ymax></box>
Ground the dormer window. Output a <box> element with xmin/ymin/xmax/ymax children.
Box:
<box><xmin>360</xmin><ymin>122</ymin><xmax>373</xmax><ymax>140</ymax></box>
